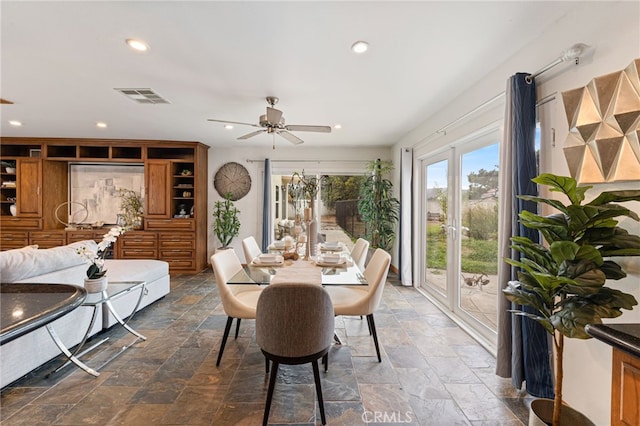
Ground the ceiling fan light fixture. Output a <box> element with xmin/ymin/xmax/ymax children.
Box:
<box><xmin>351</xmin><ymin>40</ymin><xmax>369</xmax><ymax>54</ymax></box>
<box><xmin>208</xmin><ymin>96</ymin><xmax>331</xmax><ymax>146</ymax></box>
<box><xmin>126</xmin><ymin>38</ymin><xmax>149</xmax><ymax>52</ymax></box>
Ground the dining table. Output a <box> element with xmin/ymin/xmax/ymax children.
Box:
<box><xmin>228</xmin><ymin>244</ymin><xmax>368</xmax><ymax>287</ymax></box>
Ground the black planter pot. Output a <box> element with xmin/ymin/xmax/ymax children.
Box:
<box><xmin>528</xmin><ymin>398</ymin><xmax>595</xmax><ymax>426</ymax></box>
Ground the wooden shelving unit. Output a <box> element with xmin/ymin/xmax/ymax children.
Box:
<box><xmin>0</xmin><ymin>137</ymin><xmax>209</xmax><ymax>273</ymax></box>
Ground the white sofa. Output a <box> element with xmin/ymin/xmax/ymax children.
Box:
<box><xmin>0</xmin><ymin>240</ymin><xmax>170</xmax><ymax>389</ymax></box>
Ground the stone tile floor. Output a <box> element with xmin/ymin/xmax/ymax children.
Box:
<box><xmin>0</xmin><ymin>270</ymin><xmax>532</xmax><ymax>425</ymax></box>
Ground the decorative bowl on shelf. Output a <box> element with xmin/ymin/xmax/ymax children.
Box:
<box><xmin>5</xmin><ymin>167</ymin><xmax>16</xmax><ymax>174</ymax></box>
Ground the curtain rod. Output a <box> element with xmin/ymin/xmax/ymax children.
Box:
<box><xmin>412</xmin><ymin>43</ymin><xmax>588</xmax><ymax>147</ymax></box>
<box><xmin>245</xmin><ymin>159</ymin><xmax>370</xmax><ymax>164</ymax></box>
<box><xmin>526</xmin><ymin>43</ymin><xmax>588</xmax><ymax>83</ymax></box>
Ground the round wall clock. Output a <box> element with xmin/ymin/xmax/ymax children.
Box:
<box><xmin>214</xmin><ymin>162</ymin><xmax>252</xmax><ymax>201</ymax></box>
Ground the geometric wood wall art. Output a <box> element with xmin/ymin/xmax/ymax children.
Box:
<box><xmin>562</xmin><ymin>58</ymin><xmax>640</xmax><ymax>183</ymax></box>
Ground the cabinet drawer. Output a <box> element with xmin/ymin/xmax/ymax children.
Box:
<box><xmin>166</xmin><ymin>258</ymin><xmax>196</xmax><ymax>270</ymax></box>
<box><xmin>120</xmin><ymin>232</ymin><xmax>157</xmax><ymax>248</ymax></box>
<box><xmin>158</xmin><ymin>240</ymin><xmax>194</xmax><ymax>249</ymax></box>
<box><xmin>145</xmin><ymin>219</ymin><xmax>194</xmax><ymax>231</ymax></box>
<box><xmin>0</xmin><ymin>231</ymin><xmax>29</xmax><ymax>250</ymax></box>
<box><xmin>158</xmin><ymin>233</ymin><xmax>195</xmax><ymax>249</ymax></box>
<box><xmin>120</xmin><ymin>248</ymin><xmax>157</xmax><ymax>259</ymax></box>
<box><xmin>121</xmin><ymin>240</ymin><xmax>156</xmax><ymax>250</ymax></box>
<box><xmin>159</xmin><ymin>249</ymin><xmax>194</xmax><ymax>258</ymax></box>
<box><xmin>0</xmin><ymin>217</ymin><xmax>42</xmax><ymax>229</ymax></box>
<box><xmin>66</xmin><ymin>231</ymin><xmax>98</xmax><ymax>243</ymax></box>
<box><xmin>29</xmin><ymin>231</ymin><xmax>66</xmax><ymax>248</ymax></box>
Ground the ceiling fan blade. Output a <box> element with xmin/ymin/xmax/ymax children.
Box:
<box><xmin>285</xmin><ymin>125</ymin><xmax>332</xmax><ymax>133</ymax></box>
<box><xmin>208</xmin><ymin>119</ymin><xmax>260</xmax><ymax>128</ymax></box>
<box><xmin>277</xmin><ymin>130</ymin><xmax>304</xmax><ymax>145</ymax></box>
<box><xmin>238</xmin><ymin>130</ymin><xmax>266</xmax><ymax>140</ymax></box>
<box><xmin>266</xmin><ymin>107</ymin><xmax>283</xmax><ymax>124</ymax></box>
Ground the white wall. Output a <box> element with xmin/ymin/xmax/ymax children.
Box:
<box><xmin>393</xmin><ymin>2</ymin><xmax>640</xmax><ymax>425</ymax></box>
<box><xmin>206</xmin><ymin>145</ymin><xmax>390</xmax><ymax>259</ymax></box>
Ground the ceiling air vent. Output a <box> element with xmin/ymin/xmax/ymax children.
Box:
<box><xmin>114</xmin><ymin>88</ymin><xmax>170</xmax><ymax>104</ymax></box>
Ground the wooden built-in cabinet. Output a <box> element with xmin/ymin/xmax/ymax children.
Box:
<box><xmin>0</xmin><ymin>138</ymin><xmax>209</xmax><ymax>273</ymax></box>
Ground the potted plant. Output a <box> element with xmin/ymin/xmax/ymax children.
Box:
<box><xmin>76</xmin><ymin>226</ymin><xmax>126</xmax><ymax>292</ymax></box>
<box><xmin>358</xmin><ymin>159</ymin><xmax>400</xmax><ymax>252</ymax></box>
<box><xmin>118</xmin><ymin>189</ymin><xmax>143</xmax><ymax>229</ymax></box>
<box><xmin>503</xmin><ymin>173</ymin><xmax>640</xmax><ymax>425</ymax></box>
<box><xmin>213</xmin><ymin>192</ymin><xmax>240</xmax><ymax>250</ymax></box>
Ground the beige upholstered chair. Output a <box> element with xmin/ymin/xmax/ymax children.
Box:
<box><xmin>325</xmin><ymin>248</ymin><xmax>391</xmax><ymax>362</ymax></box>
<box><xmin>256</xmin><ymin>283</ymin><xmax>334</xmax><ymax>426</ymax></box>
<box><xmin>350</xmin><ymin>238</ymin><xmax>370</xmax><ymax>271</ymax></box>
<box><xmin>210</xmin><ymin>249</ymin><xmax>263</xmax><ymax>366</ymax></box>
<box><xmin>242</xmin><ymin>236</ymin><xmax>262</xmax><ymax>265</ymax></box>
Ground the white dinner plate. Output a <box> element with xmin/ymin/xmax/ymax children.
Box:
<box><xmin>315</xmin><ymin>257</ymin><xmax>346</xmax><ymax>267</ymax></box>
<box><xmin>251</xmin><ymin>256</ymin><xmax>284</xmax><ymax>266</ymax></box>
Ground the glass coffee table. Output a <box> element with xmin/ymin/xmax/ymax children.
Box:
<box><xmin>48</xmin><ymin>280</ymin><xmax>148</xmax><ymax>377</ymax></box>
<box><xmin>0</xmin><ymin>283</ymin><xmax>86</xmax><ymax>345</ymax></box>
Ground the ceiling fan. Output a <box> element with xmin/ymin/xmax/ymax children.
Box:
<box><xmin>208</xmin><ymin>96</ymin><xmax>331</xmax><ymax>147</ymax></box>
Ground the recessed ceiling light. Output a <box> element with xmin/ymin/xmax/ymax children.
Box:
<box><xmin>334</xmin><ymin>124</ymin><xmax>342</xmax><ymax>129</ymax></box>
<box><xmin>8</xmin><ymin>120</ymin><xmax>22</xmax><ymax>126</ymax></box>
<box><xmin>224</xmin><ymin>124</ymin><xmax>234</xmax><ymax>130</ymax></box>
<box><xmin>126</xmin><ymin>38</ymin><xmax>149</xmax><ymax>52</ymax></box>
<box><xmin>351</xmin><ymin>41</ymin><xmax>369</xmax><ymax>54</ymax></box>
<box><xmin>96</xmin><ymin>122</ymin><xmax>108</xmax><ymax>128</ymax></box>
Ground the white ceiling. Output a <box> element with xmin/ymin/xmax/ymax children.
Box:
<box><xmin>1</xmin><ymin>1</ymin><xmax>579</xmax><ymax>149</ymax></box>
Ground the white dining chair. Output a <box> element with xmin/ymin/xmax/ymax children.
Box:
<box><xmin>325</xmin><ymin>248</ymin><xmax>391</xmax><ymax>362</ymax></box>
<box><xmin>210</xmin><ymin>249</ymin><xmax>263</xmax><ymax>366</ymax></box>
<box><xmin>350</xmin><ymin>238</ymin><xmax>370</xmax><ymax>271</ymax></box>
<box><xmin>242</xmin><ymin>235</ymin><xmax>262</xmax><ymax>264</ymax></box>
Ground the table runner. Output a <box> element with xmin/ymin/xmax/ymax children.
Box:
<box><xmin>270</xmin><ymin>260</ymin><xmax>322</xmax><ymax>286</ymax></box>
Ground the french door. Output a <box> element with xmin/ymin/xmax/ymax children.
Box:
<box><xmin>421</xmin><ymin>126</ymin><xmax>501</xmax><ymax>344</ymax></box>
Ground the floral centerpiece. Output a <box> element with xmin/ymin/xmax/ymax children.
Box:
<box><xmin>76</xmin><ymin>226</ymin><xmax>125</xmax><ymax>291</ymax></box>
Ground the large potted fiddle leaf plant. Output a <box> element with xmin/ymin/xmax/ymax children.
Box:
<box><xmin>358</xmin><ymin>159</ymin><xmax>400</xmax><ymax>252</ymax></box>
<box><xmin>503</xmin><ymin>174</ymin><xmax>640</xmax><ymax>425</ymax></box>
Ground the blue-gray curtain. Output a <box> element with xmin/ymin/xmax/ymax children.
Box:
<box><xmin>496</xmin><ymin>73</ymin><xmax>554</xmax><ymax>398</ymax></box>
<box><xmin>261</xmin><ymin>159</ymin><xmax>272</xmax><ymax>252</ymax></box>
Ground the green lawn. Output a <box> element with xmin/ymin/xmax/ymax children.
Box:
<box><xmin>426</xmin><ymin>223</ymin><xmax>498</xmax><ymax>274</ymax></box>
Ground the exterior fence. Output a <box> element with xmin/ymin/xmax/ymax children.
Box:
<box><xmin>334</xmin><ymin>199</ymin><xmax>365</xmax><ymax>239</ymax></box>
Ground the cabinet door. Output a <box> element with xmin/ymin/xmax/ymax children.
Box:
<box><xmin>17</xmin><ymin>158</ymin><xmax>42</xmax><ymax>217</ymax></box>
<box><xmin>612</xmin><ymin>348</ymin><xmax>640</xmax><ymax>426</ymax></box>
<box><xmin>145</xmin><ymin>161</ymin><xmax>170</xmax><ymax>217</ymax></box>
